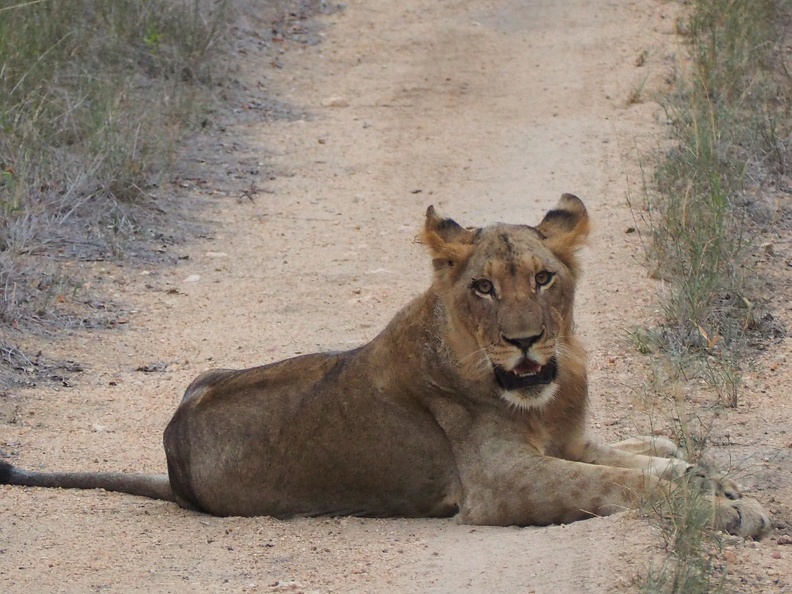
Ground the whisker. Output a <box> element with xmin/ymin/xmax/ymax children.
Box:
<box><xmin>457</xmin><ymin>347</ymin><xmax>492</xmax><ymax>380</ymax></box>
<box><xmin>554</xmin><ymin>340</ymin><xmax>582</xmax><ymax>363</ymax></box>
<box><xmin>458</xmin><ymin>347</ymin><xmax>488</xmax><ymax>364</ymax></box>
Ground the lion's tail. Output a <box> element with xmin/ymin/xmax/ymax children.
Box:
<box><xmin>0</xmin><ymin>460</ymin><xmax>175</xmax><ymax>502</ymax></box>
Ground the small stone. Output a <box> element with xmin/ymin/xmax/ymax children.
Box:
<box><xmin>321</xmin><ymin>96</ymin><xmax>349</xmax><ymax>107</ymax></box>
<box><xmin>184</xmin><ymin>274</ymin><xmax>201</xmax><ymax>283</ymax></box>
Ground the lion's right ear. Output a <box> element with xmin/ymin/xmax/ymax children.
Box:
<box><xmin>536</xmin><ymin>194</ymin><xmax>590</xmax><ymax>277</ymax></box>
<box><xmin>418</xmin><ymin>206</ymin><xmax>478</xmax><ymax>278</ymax></box>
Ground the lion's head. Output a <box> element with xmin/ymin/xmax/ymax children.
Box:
<box><xmin>420</xmin><ymin>194</ymin><xmax>590</xmax><ymax>411</ymax></box>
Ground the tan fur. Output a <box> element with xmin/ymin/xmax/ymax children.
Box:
<box><xmin>0</xmin><ymin>195</ymin><xmax>769</xmax><ymax>538</ymax></box>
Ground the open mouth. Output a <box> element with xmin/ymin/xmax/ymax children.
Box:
<box><xmin>494</xmin><ymin>357</ymin><xmax>558</xmax><ymax>391</ymax></box>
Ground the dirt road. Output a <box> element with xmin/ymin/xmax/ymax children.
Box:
<box><xmin>1</xmin><ymin>0</ymin><xmax>785</xmax><ymax>592</ymax></box>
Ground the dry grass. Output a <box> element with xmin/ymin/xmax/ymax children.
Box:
<box><xmin>0</xmin><ymin>0</ymin><xmax>231</xmax><ymax>328</ymax></box>
<box><xmin>635</xmin><ymin>0</ymin><xmax>791</xmax><ymax>406</ymax></box>
<box><xmin>0</xmin><ymin>0</ymin><xmax>239</xmax><ymax>389</ymax></box>
<box><xmin>634</xmin><ymin>0</ymin><xmax>791</xmax><ymax>592</ymax></box>
<box><xmin>0</xmin><ymin>0</ymin><xmax>341</xmax><ymax>388</ymax></box>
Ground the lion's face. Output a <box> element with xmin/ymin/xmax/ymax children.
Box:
<box><xmin>420</xmin><ymin>194</ymin><xmax>589</xmax><ymax>411</ymax></box>
<box><xmin>451</xmin><ymin>228</ymin><xmax>576</xmax><ymax>409</ymax></box>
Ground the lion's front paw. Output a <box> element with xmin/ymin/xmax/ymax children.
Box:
<box><xmin>683</xmin><ymin>465</ymin><xmax>742</xmax><ymax>500</ymax></box>
<box><xmin>714</xmin><ymin>496</ymin><xmax>771</xmax><ymax>539</ymax></box>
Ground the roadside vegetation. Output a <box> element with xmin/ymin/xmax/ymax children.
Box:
<box><xmin>0</xmin><ymin>0</ymin><xmax>231</xmax><ymax>378</ymax></box>
<box><xmin>635</xmin><ymin>0</ymin><xmax>791</xmax><ymax>591</ymax></box>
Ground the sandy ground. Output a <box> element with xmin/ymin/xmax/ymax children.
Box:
<box><xmin>2</xmin><ymin>0</ymin><xmax>791</xmax><ymax>592</ymax></box>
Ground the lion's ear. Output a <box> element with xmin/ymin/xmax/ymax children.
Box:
<box><xmin>536</xmin><ymin>194</ymin><xmax>590</xmax><ymax>276</ymax></box>
<box><xmin>418</xmin><ymin>206</ymin><xmax>478</xmax><ymax>277</ymax></box>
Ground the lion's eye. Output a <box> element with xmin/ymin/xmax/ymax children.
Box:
<box><xmin>472</xmin><ymin>278</ymin><xmax>495</xmax><ymax>297</ymax></box>
<box><xmin>535</xmin><ymin>271</ymin><xmax>554</xmax><ymax>287</ymax></box>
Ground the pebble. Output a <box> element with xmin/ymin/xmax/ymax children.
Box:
<box><xmin>321</xmin><ymin>96</ymin><xmax>349</xmax><ymax>107</ymax></box>
<box><xmin>184</xmin><ymin>274</ymin><xmax>201</xmax><ymax>283</ymax></box>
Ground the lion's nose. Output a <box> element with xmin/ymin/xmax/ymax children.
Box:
<box><xmin>502</xmin><ymin>328</ymin><xmax>545</xmax><ymax>352</ymax></box>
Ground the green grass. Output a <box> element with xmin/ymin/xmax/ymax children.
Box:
<box><xmin>0</xmin><ymin>0</ymin><xmax>230</xmax><ymax>329</ymax></box>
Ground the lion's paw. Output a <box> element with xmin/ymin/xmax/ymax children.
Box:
<box><xmin>714</xmin><ymin>496</ymin><xmax>771</xmax><ymax>539</ymax></box>
<box><xmin>683</xmin><ymin>464</ymin><xmax>743</xmax><ymax>500</ymax></box>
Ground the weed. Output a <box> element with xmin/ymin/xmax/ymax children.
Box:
<box><xmin>632</xmin><ymin>359</ymin><xmax>731</xmax><ymax>594</ymax></box>
<box><xmin>627</xmin><ymin>74</ymin><xmax>649</xmax><ymax>105</ymax></box>
<box><xmin>640</xmin><ymin>484</ymin><xmax>726</xmax><ymax>594</ymax></box>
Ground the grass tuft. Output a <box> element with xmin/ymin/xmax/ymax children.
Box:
<box><xmin>634</xmin><ymin>364</ymin><xmax>729</xmax><ymax>594</ymax></box>
<box><xmin>640</xmin><ymin>486</ymin><xmax>726</xmax><ymax>594</ymax></box>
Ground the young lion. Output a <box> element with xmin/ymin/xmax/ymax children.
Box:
<box><xmin>0</xmin><ymin>195</ymin><xmax>769</xmax><ymax>537</ymax></box>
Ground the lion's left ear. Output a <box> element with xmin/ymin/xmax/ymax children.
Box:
<box><xmin>418</xmin><ymin>206</ymin><xmax>478</xmax><ymax>279</ymax></box>
<box><xmin>536</xmin><ymin>193</ymin><xmax>590</xmax><ymax>277</ymax></box>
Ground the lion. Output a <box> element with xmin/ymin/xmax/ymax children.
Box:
<box><xmin>0</xmin><ymin>194</ymin><xmax>769</xmax><ymax>537</ymax></box>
